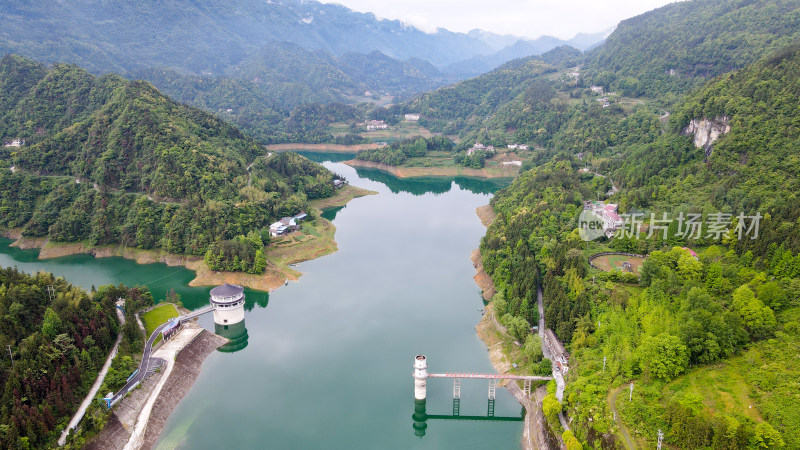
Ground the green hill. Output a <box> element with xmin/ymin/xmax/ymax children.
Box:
<box><xmin>404</xmin><ymin>0</ymin><xmax>800</xmax><ymax>149</ymax></box>
<box><xmin>478</xmin><ymin>41</ymin><xmax>800</xmax><ymax>449</ymax></box>
<box><xmin>0</xmin><ymin>55</ymin><xmax>335</xmax><ymax>257</ymax></box>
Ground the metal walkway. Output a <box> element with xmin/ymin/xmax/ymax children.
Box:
<box><xmin>429</xmin><ymin>372</ymin><xmax>552</xmax><ymax>381</ymax></box>
<box><xmin>180</xmin><ymin>305</ymin><xmax>213</xmax><ymax>321</ymax></box>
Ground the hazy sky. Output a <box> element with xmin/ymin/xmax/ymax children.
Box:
<box><xmin>317</xmin><ymin>0</ymin><xmax>681</xmax><ymax>40</ymax></box>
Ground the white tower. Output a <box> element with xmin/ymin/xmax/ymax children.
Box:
<box><xmin>209</xmin><ymin>283</ymin><xmax>245</xmax><ymax>325</ymax></box>
<box><xmin>413</xmin><ymin>355</ymin><xmax>429</xmax><ymax>400</ymax></box>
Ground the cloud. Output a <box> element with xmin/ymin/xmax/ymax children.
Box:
<box><xmin>319</xmin><ymin>0</ymin><xmax>680</xmax><ymax>39</ymax></box>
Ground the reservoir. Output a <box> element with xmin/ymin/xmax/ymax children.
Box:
<box><xmin>0</xmin><ymin>155</ymin><xmax>522</xmax><ymax>449</ymax></box>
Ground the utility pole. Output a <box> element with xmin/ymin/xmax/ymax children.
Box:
<box><xmin>657</xmin><ymin>429</ymin><xmax>664</xmax><ymax>450</ymax></box>
<box><xmin>629</xmin><ymin>382</ymin><xmax>634</xmax><ymax>401</ymax></box>
<box><xmin>6</xmin><ymin>345</ymin><xmax>13</xmax><ymax>366</ymax></box>
<box><xmin>602</xmin><ymin>356</ymin><xmax>607</xmax><ymax>372</ymax></box>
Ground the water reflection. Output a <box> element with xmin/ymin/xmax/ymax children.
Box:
<box><xmin>294</xmin><ymin>151</ymin><xmax>512</xmax><ymax>196</ymax></box>
<box><xmin>320</xmin><ymin>205</ymin><xmax>346</xmax><ymax>221</ymax></box>
<box><xmin>293</xmin><ymin>151</ymin><xmax>354</xmax><ymax>164</ymax></box>
<box><xmin>411</xmin><ymin>397</ymin><xmax>525</xmax><ymax>438</ymax></box>
<box><xmin>214</xmin><ymin>320</ymin><xmax>249</xmax><ymax>353</ymax></box>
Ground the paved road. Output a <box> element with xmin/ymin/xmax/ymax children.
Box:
<box><xmin>108</xmin><ymin>319</ymin><xmax>171</xmax><ymax>406</ymax></box>
<box><xmin>58</xmin><ymin>306</ymin><xmax>126</xmax><ymax>446</ymax></box>
<box><xmin>537</xmin><ymin>285</ymin><xmax>565</xmax><ymax>401</ymax></box>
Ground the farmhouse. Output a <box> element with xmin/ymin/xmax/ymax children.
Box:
<box><xmin>366</xmin><ymin>120</ymin><xmax>388</xmax><ymax>130</ymax></box>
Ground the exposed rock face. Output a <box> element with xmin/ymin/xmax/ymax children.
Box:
<box><xmin>682</xmin><ymin>116</ymin><xmax>730</xmax><ymax>157</ymax></box>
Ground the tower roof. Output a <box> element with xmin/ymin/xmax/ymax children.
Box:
<box><xmin>210</xmin><ymin>283</ymin><xmax>244</xmax><ymax>297</ymax></box>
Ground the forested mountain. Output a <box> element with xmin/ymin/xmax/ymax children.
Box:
<box><xmin>0</xmin><ymin>55</ymin><xmax>335</xmax><ymax>258</ymax></box>
<box><xmin>583</xmin><ymin>0</ymin><xmax>800</xmax><ymax>97</ymax></box>
<box><xmin>405</xmin><ymin>0</ymin><xmax>800</xmax><ymax>144</ymax></box>
<box><xmin>478</xmin><ymin>37</ymin><xmax>800</xmax><ymax>450</ymax></box>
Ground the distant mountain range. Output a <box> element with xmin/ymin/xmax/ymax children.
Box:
<box><xmin>447</xmin><ymin>31</ymin><xmax>609</xmax><ymax>77</ymax></box>
<box><xmin>0</xmin><ymin>0</ymin><xmax>604</xmax><ymax>85</ymax></box>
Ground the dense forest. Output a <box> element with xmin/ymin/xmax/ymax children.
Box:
<box><xmin>0</xmin><ymin>268</ymin><xmax>116</xmax><ymax>448</ymax></box>
<box><xmin>0</xmin><ymin>55</ymin><xmax>336</xmax><ymax>271</ymax></box>
<box><xmin>479</xmin><ymin>38</ymin><xmax>800</xmax><ymax>449</ymax></box>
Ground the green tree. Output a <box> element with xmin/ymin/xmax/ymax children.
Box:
<box><xmin>41</xmin><ymin>307</ymin><xmax>62</xmax><ymax>339</ymax></box>
<box><xmin>638</xmin><ymin>332</ymin><xmax>689</xmax><ymax>380</ymax></box>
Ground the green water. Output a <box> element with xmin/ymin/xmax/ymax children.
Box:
<box><xmin>0</xmin><ymin>156</ymin><xmax>523</xmax><ymax>449</ymax></box>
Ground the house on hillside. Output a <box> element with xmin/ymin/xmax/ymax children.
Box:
<box><xmin>2</xmin><ymin>139</ymin><xmax>24</xmax><ymax>147</ymax></box>
<box><xmin>404</xmin><ymin>114</ymin><xmax>420</xmax><ymax>121</ymax></box>
<box><xmin>584</xmin><ymin>201</ymin><xmax>625</xmax><ymax>238</ymax></box>
<box><xmin>366</xmin><ymin>120</ymin><xmax>388</xmax><ymax>130</ymax></box>
<box><xmin>333</xmin><ymin>179</ymin><xmax>346</xmax><ymax>189</ymax></box>
<box><xmin>269</xmin><ymin>221</ymin><xmax>288</xmax><ymax>237</ymax></box>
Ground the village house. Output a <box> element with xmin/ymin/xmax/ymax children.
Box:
<box><xmin>590</xmin><ymin>85</ymin><xmax>604</xmax><ymax>94</ymax></box>
<box><xmin>333</xmin><ymin>178</ymin><xmax>346</xmax><ymax>189</ymax></box>
<box><xmin>2</xmin><ymin>139</ymin><xmax>24</xmax><ymax>147</ymax></box>
<box><xmin>366</xmin><ymin>120</ymin><xmax>388</xmax><ymax>130</ymax></box>
<box><xmin>269</xmin><ymin>221</ymin><xmax>288</xmax><ymax>237</ymax></box>
<box><xmin>507</xmin><ymin>143</ymin><xmax>529</xmax><ymax>150</ymax></box>
<box><xmin>269</xmin><ymin>212</ymin><xmax>307</xmax><ymax>237</ymax></box>
<box><xmin>584</xmin><ymin>200</ymin><xmax>625</xmax><ymax>238</ymax></box>
<box><xmin>404</xmin><ymin>114</ymin><xmax>420</xmax><ymax>121</ymax></box>
<box><xmin>467</xmin><ymin>143</ymin><xmax>494</xmax><ymax>155</ymax></box>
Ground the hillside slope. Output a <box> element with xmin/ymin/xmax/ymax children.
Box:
<box><xmin>0</xmin><ymin>55</ymin><xmax>334</xmax><ymax>255</ymax></box>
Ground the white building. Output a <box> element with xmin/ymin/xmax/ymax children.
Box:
<box><xmin>210</xmin><ymin>283</ymin><xmax>245</xmax><ymax>325</ymax></box>
<box><xmin>269</xmin><ymin>221</ymin><xmax>287</xmax><ymax>237</ymax></box>
<box><xmin>366</xmin><ymin>120</ymin><xmax>388</xmax><ymax>130</ymax></box>
<box><xmin>404</xmin><ymin>114</ymin><xmax>420</xmax><ymax>121</ymax></box>
<box><xmin>2</xmin><ymin>139</ymin><xmax>24</xmax><ymax>147</ymax></box>
<box><xmin>584</xmin><ymin>201</ymin><xmax>625</xmax><ymax>238</ymax></box>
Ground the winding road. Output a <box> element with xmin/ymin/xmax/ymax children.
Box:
<box><xmin>108</xmin><ymin>319</ymin><xmax>172</xmax><ymax>406</ymax></box>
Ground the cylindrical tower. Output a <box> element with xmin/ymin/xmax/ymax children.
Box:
<box><xmin>413</xmin><ymin>354</ymin><xmax>428</xmax><ymax>400</ymax></box>
<box><xmin>210</xmin><ymin>283</ymin><xmax>245</xmax><ymax>325</ymax></box>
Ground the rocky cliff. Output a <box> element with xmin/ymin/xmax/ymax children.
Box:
<box><xmin>682</xmin><ymin>116</ymin><xmax>730</xmax><ymax>157</ymax></box>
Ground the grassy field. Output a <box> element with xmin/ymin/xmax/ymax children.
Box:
<box><xmin>141</xmin><ymin>303</ymin><xmax>179</xmax><ymax>338</ymax></box>
<box><xmin>592</xmin><ymin>254</ymin><xmax>646</xmax><ymax>273</ymax></box>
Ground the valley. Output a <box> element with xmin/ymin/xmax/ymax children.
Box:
<box><xmin>2</xmin><ymin>0</ymin><xmax>800</xmax><ymax>449</ymax></box>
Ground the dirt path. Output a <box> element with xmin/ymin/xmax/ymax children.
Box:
<box><xmin>608</xmin><ymin>385</ymin><xmax>637</xmax><ymax>450</ymax></box>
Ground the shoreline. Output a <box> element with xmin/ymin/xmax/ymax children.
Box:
<box><xmin>265</xmin><ymin>143</ymin><xmax>380</xmax><ymax>153</ymax></box>
<box><xmin>84</xmin><ymin>326</ymin><xmax>227</xmax><ymax>450</ymax></box>
<box><xmin>0</xmin><ymin>184</ymin><xmax>377</xmax><ymax>292</ymax></box>
<box><xmin>344</xmin><ymin>158</ymin><xmax>518</xmax><ymax>179</ymax></box>
<box><xmin>471</xmin><ymin>204</ymin><xmax>543</xmax><ymax>450</ymax></box>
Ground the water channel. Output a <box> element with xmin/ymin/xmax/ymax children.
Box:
<box><xmin>0</xmin><ymin>154</ymin><xmax>522</xmax><ymax>449</ymax></box>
